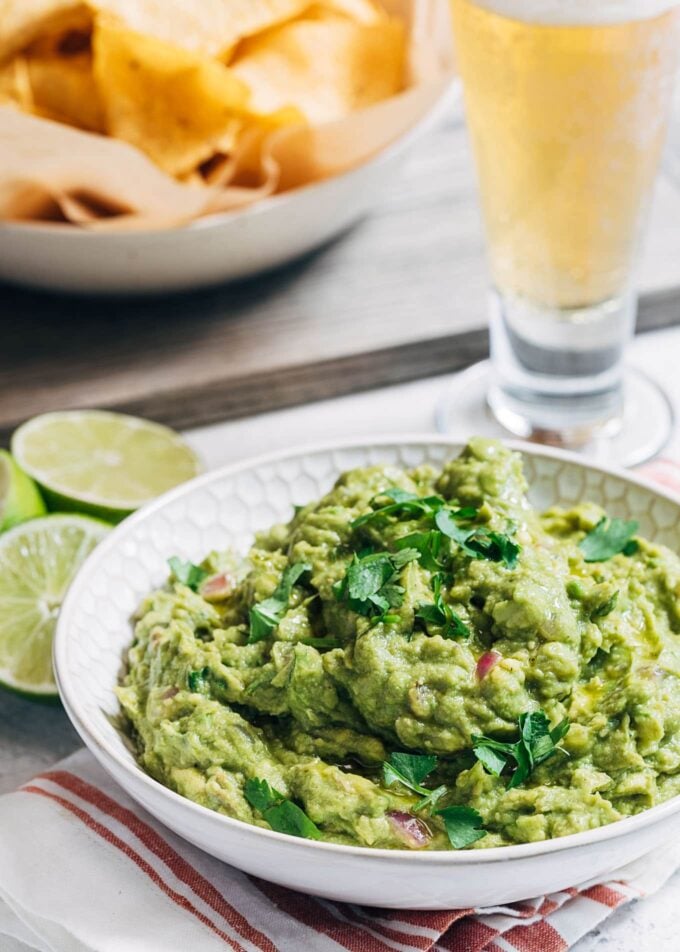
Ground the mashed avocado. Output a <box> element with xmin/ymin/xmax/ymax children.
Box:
<box><xmin>117</xmin><ymin>438</ymin><xmax>680</xmax><ymax>850</ymax></box>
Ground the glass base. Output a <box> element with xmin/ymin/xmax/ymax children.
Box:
<box><xmin>487</xmin><ymin>287</ymin><xmax>635</xmax><ymax>439</ymax></box>
<box><xmin>435</xmin><ymin>361</ymin><xmax>673</xmax><ymax>468</ymax></box>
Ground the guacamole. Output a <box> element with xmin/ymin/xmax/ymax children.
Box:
<box><xmin>117</xmin><ymin>439</ymin><xmax>680</xmax><ymax>850</ymax></box>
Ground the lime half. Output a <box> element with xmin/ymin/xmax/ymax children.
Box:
<box><xmin>12</xmin><ymin>410</ymin><xmax>201</xmax><ymax>524</ymax></box>
<box><xmin>0</xmin><ymin>450</ymin><xmax>46</xmax><ymax>531</ymax></box>
<box><xmin>0</xmin><ymin>514</ymin><xmax>110</xmax><ymax>698</ymax></box>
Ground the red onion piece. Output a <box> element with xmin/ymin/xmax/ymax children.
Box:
<box><xmin>200</xmin><ymin>572</ymin><xmax>234</xmax><ymax>601</ymax></box>
<box><xmin>476</xmin><ymin>650</ymin><xmax>501</xmax><ymax>680</ymax></box>
<box><xmin>387</xmin><ymin>811</ymin><xmax>431</xmax><ymax>849</ymax></box>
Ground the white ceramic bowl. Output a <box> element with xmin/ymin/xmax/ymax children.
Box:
<box><xmin>54</xmin><ymin>437</ymin><xmax>680</xmax><ymax>909</ymax></box>
<box><xmin>0</xmin><ymin>85</ymin><xmax>456</xmax><ymax>294</ymax></box>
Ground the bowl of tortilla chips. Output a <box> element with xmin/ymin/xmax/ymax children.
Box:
<box><xmin>0</xmin><ymin>0</ymin><xmax>455</xmax><ymax>292</ymax></box>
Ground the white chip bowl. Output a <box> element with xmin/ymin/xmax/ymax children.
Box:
<box><xmin>0</xmin><ymin>85</ymin><xmax>456</xmax><ymax>294</ymax></box>
<box><xmin>54</xmin><ymin>437</ymin><xmax>680</xmax><ymax>909</ymax></box>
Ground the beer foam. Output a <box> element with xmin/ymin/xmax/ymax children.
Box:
<box><xmin>467</xmin><ymin>0</ymin><xmax>679</xmax><ymax>25</ymax></box>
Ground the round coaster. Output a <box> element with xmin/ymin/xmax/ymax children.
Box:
<box><xmin>435</xmin><ymin>361</ymin><xmax>674</xmax><ymax>468</ymax></box>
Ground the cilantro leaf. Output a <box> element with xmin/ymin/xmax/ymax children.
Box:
<box><xmin>518</xmin><ymin>711</ymin><xmax>553</xmax><ymax>768</ymax></box>
<box><xmin>416</xmin><ymin>603</ymin><xmax>469</xmax><ymax>639</ymax></box>
<box><xmin>385</xmin><ymin>752</ymin><xmax>438</xmax><ymax>788</ymax></box>
<box><xmin>415</xmin><ymin>574</ymin><xmax>470</xmax><ymax>640</ymax></box>
<box><xmin>168</xmin><ymin>556</ymin><xmax>209</xmax><ymax>592</ymax></box>
<box><xmin>249</xmin><ymin>598</ymin><xmax>286</xmax><ymax>643</ymax></box>
<box><xmin>415</xmin><ymin>603</ymin><xmax>448</xmax><ymax>626</ymax></box>
<box><xmin>453</xmin><ymin>507</ymin><xmax>479</xmax><ymax>520</ymax></box>
<box><xmin>548</xmin><ymin>716</ymin><xmax>571</xmax><ymax>746</ymax></box>
<box><xmin>434</xmin><ymin>509</ymin><xmax>473</xmax><ymax>545</ymax></box>
<box><xmin>244</xmin><ymin>778</ymin><xmax>321</xmax><ymax>840</ymax></box>
<box><xmin>472</xmin><ymin>744</ymin><xmax>509</xmax><ymax>777</ymax></box>
<box><xmin>579</xmin><ymin>517</ymin><xmax>639</xmax><ymax>562</ymax></box>
<box><xmin>351</xmin><ymin>491</ymin><xmax>446</xmax><ymax>529</ymax></box>
<box><xmin>435</xmin><ymin>512</ymin><xmax>520</xmax><ymax>568</ymax></box>
<box><xmin>334</xmin><ymin>549</ymin><xmax>417</xmax><ymax>619</ymax></box>
<box><xmin>436</xmin><ymin>805</ymin><xmax>487</xmax><ymax>848</ymax></box>
<box><xmin>467</xmin><ymin>530</ymin><xmax>520</xmax><ymax>568</ymax></box>
<box><xmin>382</xmin><ymin>752</ymin><xmax>446</xmax><ymax>812</ymax></box>
<box><xmin>276</xmin><ymin>562</ymin><xmax>312</xmax><ymax>601</ymax></box>
<box><xmin>244</xmin><ymin>777</ymin><xmax>282</xmax><ymax>813</ymax></box>
<box><xmin>346</xmin><ymin>553</ymin><xmax>395</xmax><ymax>601</ymax></box>
<box><xmin>472</xmin><ymin>711</ymin><xmax>570</xmax><ymax>789</ymax></box>
<box><xmin>263</xmin><ymin>801</ymin><xmax>323</xmax><ymax>839</ymax></box>
<box><xmin>395</xmin><ymin>531</ymin><xmax>448</xmax><ymax>572</ymax></box>
<box><xmin>247</xmin><ymin>562</ymin><xmax>311</xmax><ymax>644</ymax></box>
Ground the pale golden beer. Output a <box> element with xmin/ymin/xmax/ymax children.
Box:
<box><xmin>450</xmin><ymin>0</ymin><xmax>680</xmax><ymax>309</ymax></box>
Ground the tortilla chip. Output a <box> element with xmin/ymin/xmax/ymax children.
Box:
<box><xmin>0</xmin><ymin>105</ymin><xmax>213</xmax><ymax>225</ymax></box>
<box><xmin>0</xmin><ymin>1</ymin><xmax>88</xmax><ymax>61</ymax></box>
<box><xmin>0</xmin><ymin>0</ymin><xmax>313</xmax><ymax>62</ymax></box>
<box><xmin>93</xmin><ymin>16</ymin><xmax>251</xmax><ymax>177</ymax></box>
<box><xmin>315</xmin><ymin>0</ymin><xmax>384</xmax><ymax>23</ymax></box>
<box><xmin>231</xmin><ymin>14</ymin><xmax>406</xmax><ymax>125</ymax></box>
<box><xmin>26</xmin><ymin>52</ymin><xmax>104</xmax><ymax>131</ymax></box>
<box><xmin>0</xmin><ymin>57</ymin><xmax>32</xmax><ymax>108</ymax></box>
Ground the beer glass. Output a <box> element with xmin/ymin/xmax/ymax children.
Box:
<box><xmin>442</xmin><ymin>0</ymin><xmax>680</xmax><ymax>463</ymax></box>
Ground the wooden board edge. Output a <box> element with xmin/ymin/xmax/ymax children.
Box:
<box><xmin>0</xmin><ymin>288</ymin><xmax>676</xmax><ymax>445</ymax></box>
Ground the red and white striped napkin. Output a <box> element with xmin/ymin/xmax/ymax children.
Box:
<box><xmin>2</xmin><ymin>750</ymin><xmax>679</xmax><ymax>952</ymax></box>
<box><xmin>2</xmin><ymin>458</ymin><xmax>679</xmax><ymax>952</ymax></box>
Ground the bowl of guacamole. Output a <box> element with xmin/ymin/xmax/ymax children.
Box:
<box><xmin>55</xmin><ymin>437</ymin><xmax>680</xmax><ymax>907</ymax></box>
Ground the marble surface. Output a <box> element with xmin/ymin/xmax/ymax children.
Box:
<box><xmin>2</xmin><ymin>326</ymin><xmax>680</xmax><ymax>951</ymax></box>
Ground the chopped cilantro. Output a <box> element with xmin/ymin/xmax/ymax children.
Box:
<box><xmin>416</xmin><ymin>574</ymin><xmax>470</xmax><ymax>640</ymax></box>
<box><xmin>247</xmin><ymin>562</ymin><xmax>311</xmax><ymax>644</ymax></box>
<box><xmin>436</xmin><ymin>805</ymin><xmax>487</xmax><ymax>848</ymax></box>
<box><xmin>382</xmin><ymin>752</ymin><xmax>446</xmax><ymax>812</ymax></box>
<box><xmin>334</xmin><ymin>549</ymin><xmax>419</xmax><ymax>619</ymax></box>
<box><xmin>395</xmin><ymin>531</ymin><xmax>448</xmax><ymax>572</ymax></box>
<box><xmin>277</xmin><ymin>562</ymin><xmax>312</xmax><ymax>601</ymax></box>
<box><xmin>263</xmin><ymin>801</ymin><xmax>322</xmax><ymax>840</ymax></box>
<box><xmin>244</xmin><ymin>777</ymin><xmax>280</xmax><ymax>813</ymax></box>
<box><xmin>168</xmin><ymin>556</ymin><xmax>209</xmax><ymax>592</ymax></box>
<box><xmin>435</xmin><ymin>511</ymin><xmax>520</xmax><ymax>568</ymax></box>
<box><xmin>345</xmin><ymin>553</ymin><xmax>397</xmax><ymax>601</ymax></box>
<box><xmin>384</xmin><ymin>751</ymin><xmax>437</xmax><ymax>788</ymax></box>
<box><xmin>244</xmin><ymin>778</ymin><xmax>321</xmax><ymax>840</ymax></box>
<box><xmin>452</xmin><ymin>507</ymin><xmax>479</xmax><ymax>520</ymax></box>
<box><xmin>352</xmin><ymin>488</ymin><xmax>521</xmax><ymax>576</ymax></box>
<box><xmin>351</xmin><ymin>490</ymin><xmax>447</xmax><ymax>529</ymax></box>
<box><xmin>579</xmin><ymin>517</ymin><xmax>639</xmax><ymax>562</ymax></box>
<box><xmin>249</xmin><ymin>600</ymin><xmax>284</xmax><ymax>643</ymax></box>
<box><xmin>465</xmin><ymin>530</ymin><xmax>520</xmax><ymax>568</ymax></box>
<box><xmin>472</xmin><ymin>711</ymin><xmax>570</xmax><ymax>789</ymax></box>
<box><xmin>187</xmin><ymin>666</ymin><xmax>210</xmax><ymax>693</ymax></box>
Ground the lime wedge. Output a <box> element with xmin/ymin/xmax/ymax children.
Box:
<box><xmin>0</xmin><ymin>450</ymin><xmax>46</xmax><ymax>531</ymax></box>
<box><xmin>0</xmin><ymin>514</ymin><xmax>110</xmax><ymax>699</ymax></box>
<box><xmin>11</xmin><ymin>410</ymin><xmax>201</xmax><ymax>524</ymax></box>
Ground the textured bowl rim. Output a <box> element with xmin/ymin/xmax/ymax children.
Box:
<box><xmin>55</xmin><ymin>434</ymin><xmax>680</xmax><ymax>865</ymax></box>
<box><xmin>0</xmin><ymin>81</ymin><xmax>459</xmax><ymax>239</ymax></box>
